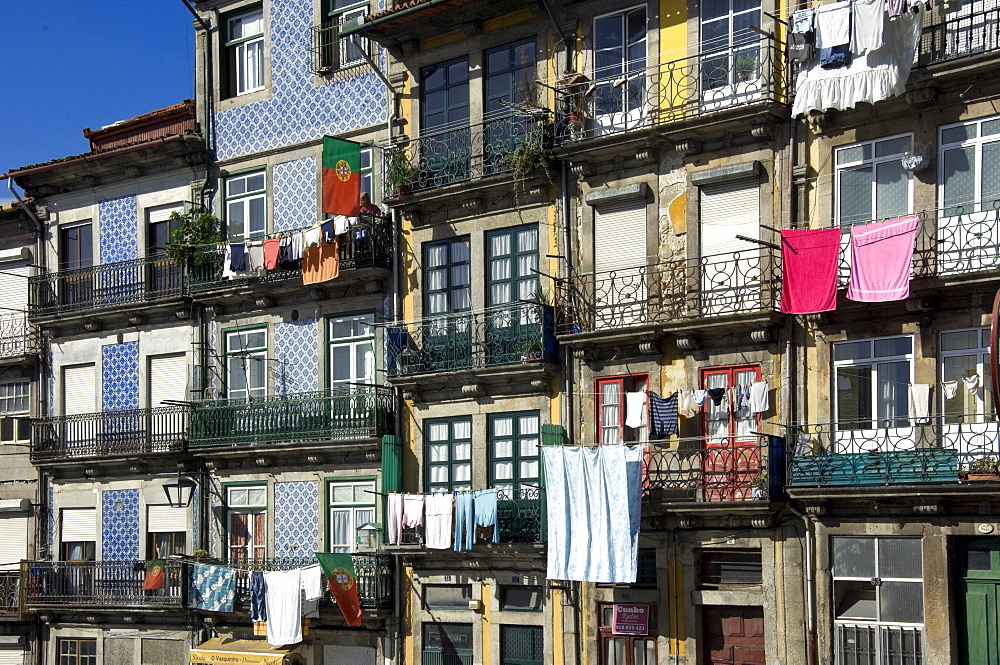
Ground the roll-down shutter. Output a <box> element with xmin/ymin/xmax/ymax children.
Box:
<box><xmin>63</xmin><ymin>364</ymin><xmax>96</xmax><ymax>416</ymax></box>
<box><xmin>61</xmin><ymin>507</ymin><xmax>96</xmax><ymax>542</ymax></box>
<box><xmin>0</xmin><ymin>262</ymin><xmax>27</xmax><ymax>316</ymax></box>
<box><xmin>0</xmin><ymin>516</ymin><xmax>28</xmax><ymax>570</ymax></box>
<box><xmin>594</xmin><ymin>200</ymin><xmax>647</xmax><ymax>273</ymax></box>
<box><xmin>147</xmin><ymin>505</ymin><xmax>187</xmax><ymax>533</ymax></box>
<box><xmin>148</xmin><ymin>354</ymin><xmax>188</xmax><ymax>407</ymax></box>
<box><xmin>699</xmin><ymin>178</ymin><xmax>760</xmax><ymax>257</ymax></box>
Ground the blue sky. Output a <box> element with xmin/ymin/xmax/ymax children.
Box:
<box><xmin>1</xmin><ymin>0</ymin><xmax>195</xmax><ymax>203</ymax></box>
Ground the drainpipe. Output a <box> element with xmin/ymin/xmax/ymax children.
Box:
<box><xmin>788</xmin><ymin>505</ymin><xmax>816</xmax><ymax>665</ymax></box>
<box><xmin>180</xmin><ymin>0</ymin><xmax>214</xmax><ymax>206</ymax></box>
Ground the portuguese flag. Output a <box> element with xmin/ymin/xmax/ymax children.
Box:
<box><xmin>322</xmin><ymin>136</ymin><xmax>362</xmax><ymax>217</ymax></box>
<box><xmin>315</xmin><ymin>552</ymin><xmax>363</xmax><ymax>626</ymax></box>
<box><xmin>143</xmin><ymin>560</ymin><xmax>166</xmax><ymax>590</ymax></box>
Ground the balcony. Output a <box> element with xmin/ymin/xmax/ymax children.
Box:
<box><xmin>381</xmin><ymin>114</ymin><xmax>550</xmax><ymax>198</ymax></box>
<box><xmin>30</xmin><ymin>406</ymin><xmax>188</xmax><ymax>463</ymax></box>
<box><xmin>0</xmin><ymin>313</ymin><xmax>40</xmax><ymax>361</ymax></box>
<box><xmin>384</xmin><ymin>303</ymin><xmax>557</xmax><ymax>378</ymax></box>
<box><xmin>0</xmin><ymin>571</ymin><xmax>20</xmax><ymax>614</ymax></box>
<box><xmin>390</xmin><ymin>488</ymin><xmax>546</xmax><ymax>547</ymax></box>
<box><xmin>189</xmin><ymin>386</ymin><xmax>395</xmax><ymax>448</ymax></box>
<box><xmin>25</xmin><ymin>560</ymin><xmax>186</xmax><ymax>608</ymax></box>
<box><xmin>787</xmin><ymin>415</ymin><xmax>1000</xmax><ymax>487</ymax></box>
<box><xmin>643</xmin><ymin>434</ymin><xmax>782</xmax><ymax>504</ymax></box>
<box><xmin>188</xmin><ymin>214</ymin><xmax>392</xmax><ymax>294</ymax></box>
<box><xmin>554</xmin><ymin>36</ymin><xmax>787</xmax><ymax>146</ymax></box>
<box><xmin>221</xmin><ymin>555</ymin><xmax>393</xmax><ymax>610</ymax></box>
<box><xmin>917</xmin><ymin>7</ymin><xmax>1000</xmax><ymax>67</ymax></box>
<box><xmin>556</xmin><ymin>250</ymin><xmax>780</xmax><ymax>335</ymax></box>
<box><xmin>29</xmin><ymin>255</ymin><xmax>183</xmax><ymax>318</ymax></box>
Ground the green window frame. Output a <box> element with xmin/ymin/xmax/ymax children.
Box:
<box><xmin>223</xmin><ymin>326</ymin><xmax>268</xmax><ymax>399</ymax></box>
<box><xmin>486</xmin><ymin>225</ymin><xmax>539</xmax><ymax>307</ymax></box>
<box><xmin>224</xmin><ymin>6</ymin><xmax>265</xmax><ymax>98</ymax></box>
<box><xmin>327</xmin><ymin>312</ymin><xmax>376</xmax><ymax>391</ymax></box>
<box><xmin>488</xmin><ymin>411</ymin><xmax>541</xmax><ymax>492</ymax></box>
<box><xmin>425</xmin><ymin>417</ymin><xmax>472</xmax><ymax>493</ymax></box>
<box><xmin>319</xmin><ymin>0</ymin><xmax>368</xmax><ymax>70</ymax></box>
<box><xmin>424</xmin><ymin>237</ymin><xmax>471</xmax><ymax>317</ymax></box>
<box><xmin>484</xmin><ymin>39</ymin><xmax>537</xmax><ymax>173</ymax></box>
<box><xmin>327</xmin><ymin>478</ymin><xmax>376</xmax><ymax>553</ymax></box>
<box><xmin>421</xmin><ymin>57</ymin><xmax>471</xmax><ymax>187</ymax></box>
<box><xmin>224</xmin><ymin>482</ymin><xmax>268</xmax><ymax>562</ymax></box>
<box><xmin>224</xmin><ymin>170</ymin><xmax>267</xmax><ymax>241</ymax></box>
<box><xmin>501</xmin><ymin>625</ymin><xmax>543</xmax><ymax>665</ymax></box>
<box><xmin>422</xmin><ymin>623</ymin><xmax>473</xmax><ymax>665</ymax></box>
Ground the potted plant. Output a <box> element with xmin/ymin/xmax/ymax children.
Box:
<box><xmin>965</xmin><ymin>456</ymin><xmax>1000</xmax><ymax>481</ymax></box>
<box><xmin>387</xmin><ymin>148</ymin><xmax>416</xmax><ymax>197</ymax></box>
<box><xmin>749</xmin><ymin>474</ymin><xmax>768</xmax><ymax>499</ymax></box>
<box><xmin>165</xmin><ymin>209</ymin><xmax>224</xmax><ymax>282</ymax></box>
<box><xmin>517</xmin><ymin>339</ymin><xmax>543</xmax><ymax>363</ymax></box>
<box><xmin>734</xmin><ymin>53</ymin><xmax>759</xmax><ymax>83</ymax></box>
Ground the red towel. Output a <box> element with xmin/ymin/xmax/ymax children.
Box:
<box><xmin>846</xmin><ymin>215</ymin><xmax>919</xmax><ymax>302</ymax></box>
<box><xmin>263</xmin><ymin>238</ymin><xmax>280</xmax><ymax>270</ymax></box>
<box><xmin>780</xmin><ymin>228</ymin><xmax>841</xmax><ymax>314</ymax></box>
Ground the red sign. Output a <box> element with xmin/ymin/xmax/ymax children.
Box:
<box><xmin>612</xmin><ymin>604</ymin><xmax>650</xmax><ymax>636</ymax></box>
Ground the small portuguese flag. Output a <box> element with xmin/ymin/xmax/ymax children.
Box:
<box><xmin>315</xmin><ymin>552</ymin><xmax>363</xmax><ymax>626</ymax></box>
<box><xmin>143</xmin><ymin>559</ymin><xmax>166</xmax><ymax>590</ymax></box>
<box><xmin>322</xmin><ymin>136</ymin><xmax>362</xmax><ymax>217</ymax></box>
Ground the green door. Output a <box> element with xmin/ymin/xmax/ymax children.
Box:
<box><xmin>960</xmin><ymin>538</ymin><xmax>1000</xmax><ymax>665</ymax></box>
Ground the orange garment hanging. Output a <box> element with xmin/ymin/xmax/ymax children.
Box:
<box><xmin>302</xmin><ymin>236</ymin><xmax>340</xmax><ymax>285</ymax></box>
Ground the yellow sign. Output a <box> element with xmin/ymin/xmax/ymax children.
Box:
<box><xmin>189</xmin><ymin>650</ymin><xmax>285</xmax><ymax>665</ymax></box>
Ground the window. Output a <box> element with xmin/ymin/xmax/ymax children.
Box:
<box><xmin>0</xmin><ymin>381</ymin><xmax>29</xmax><ymax>445</ymax></box>
<box><xmin>424</xmin><ymin>238</ymin><xmax>471</xmax><ymax>317</ymax></box>
<box><xmin>484</xmin><ymin>39</ymin><xmax>536</xmax><ymax>172</ymax></box>
<box><xmin>148</xmin><ymin>532</ymin><xmax>186</xmax><ymax>558</ymax></box>
<box><xmin>501</xmin><ymin>625</ymin><xmax>543</xmax><ymax>665</ymax></box>
<box><xmin>487</xmin><ymin>225</ymin><xmax>538</xmax><ymax>307</ymax></box>
<box><xmin>700</xmin><ymin>0</ymin><xmax>760</xmax><ymax>94</ymax></box>
<box><xmin>329</xmin><ymin>313</ymin><xmax>375</xmax><ymax>390</ymax></box>
<box><xmin>835</xmin><ymin>135</ymin><xmax>913</xmax><ymax>227</ymax></box>
<box><xmin>318</xmin><ymin>0</ymin><xmax>368</xmax><ymax>71</ymax></box>
<box><xmin>147</xmin><ymin>204</ymin><xmax>184</xmax><ymax>257</ymax></box>
<box><xmin>225</xmin><ymin>171</ymin><xmax>267</xmax><ymax>241</ymax></box>
<box><xmin>360</xmin><ymin>147</ymin><xmax>375</xmax><ymax>203</ymax></box>
<box><xmin>422</xmin><ymin>584</ymin><xmax>472</xmax><ymax>610</ymax></box>
<box><xmin>425</xmin><ymin>417</ymin><xmax>472</xmax><ymax>493</ymax></box>
<box><xmin>328</xmin><ymin>480</ymin><xmax>375</xmax><ymax>553</ymax></box>
<box><xmin>489</xmin><ymin>412</ymin><xmax>540</xmax><ymax>493</ymax></box>
<box><xmin>833</xmin><ymin>537</ymin><xmax>924</xmax><ymax>665</ymax></box>
<box><xmin>421</xmin><ymin>58</ymin><xmax>471</xmax><ymax>186</ymax></box>
<box><xmin>500</xmin><ymin>586</ymin><xmax>544</xmax><ymax>611</ymax></box>
<box><xmin>225</xmin><ymin>8</ymin><xmax>265</xmax><ymax>97</ymax></box>
<box><xmin>834</xmin><ymin>336</ymin><xmax>913</xmax><ymax>430</ymax></box>
<box><xmin>700</xmin><ymin>365</ymin><xmax>761</xmax><ymax>501</ymax></box>
<box><xmin>699</xmin><ymin>550</ymin><xmax>763</xmax><ymax>587</ymax></box>
<box><xmin>59</xmin><ymin>639</ymin><xmax>97</xmax><ymax>665</ymax></box>
<box><xmin>597</xmin><ymin>374</ymin><xmax>648</xmax><ymax>444</ymax></box>
<box><xmin>227</xmin><ymin>485</ymin><xmax>266</xmax><ymax>562</ymax></box>
<box><xmin>225</xmin><ymin>328</ymin><xmax>267</xmax><ymax>399</ymax></box>
<box><xmin>599</xmin><ymin>605</ymin><xmax>656</xmax><ymax>665</ymax></box>
<box><xmin>59</xmin><ymin>222</ymin><xmax>93</xmax><ymax>270</ymax></box>
<box><xmin>701</xmin><ymin>365</ymin><xmax>760</xmax><ymax>443</ymax></box>
<box><xmin>422</xmin><ymin>623</ymin><xmax>473</xmax><ymax>665</ymax></box>
<box><xmin>593</xmin><ymin>7</ymin><xmax>647</xmax><ymax>134</ymax></box>
<box><xmin>940</xmin><ymin>328</ymin><xmax>993</xmax><ymax>421</ymax></box>
<box><xmin>636</xmin><ymin>549</ymin><xmax>657</xmax><ymax>585</ymax></box>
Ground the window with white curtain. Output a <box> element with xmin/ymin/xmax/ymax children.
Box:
<box><xmin>226</xmin><ymin>9</ymin><xmax>265</xmax><ymax>97</ymax></box>
<box><xmin>940</xmin><ymin>328</ymin><xmax>992</xmax><ymax>422</ymax></box>
<box><xmin>834</xmin><ymin>336</ymin><xmax>913</xmax><ymax>430</ymax></box>
<box><xmin>328</xmin><ymin>313</ymin><xmax>375</xmax><ymax>391</ymax></box>
<box><xmin>487</xmin><ymin>225</ymin><xmax>539</xmax><ymax>307</ymax></box>
<box><xmin>328</xmin><ymin>480</ymin><xmax>375</xmax><ymax>553</ymax></box>
<box><xmin>596</xmin><ymin>375</ymin><xmax>647</xmax><ymax>444</ymax></box>
<box><xmin>835</xmin><ymin>134</ymin><xmax>914</xmax><ymax>227</ymax></box>
<box><xmin>424</xmin><ymin>417</ymin><xmax>472</xmax><ymax>493</ymax></box>
<box><xmin>423</xmin><ymin>238</ymin><xmax>471</xmax><ymax>316</ymax></box>
<box><xmin>488</xmin><ymin>411</ymin><xmax>540</xmax><ymax>492</ymax></box>
<box><xmin>225</xmin><ymin>328</ymin><xmax>267</xmax><ymax>399</ymax></box>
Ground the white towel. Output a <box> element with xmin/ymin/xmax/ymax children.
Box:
<box><xmin>625</xmin><ymin>392</ymin><xmax>646</xmax><ymax>428</ymax></box>
<box><xmin>300</xmin><ymin>564</ymin><xmax>324</xmax><ymax>601</ymax></box>
<box><xmin>851</xmin><ymin>0</ymin><xmax>885</xmax><ymax>54</ymax></box>
<box><xmin>334</xmin><ymin>215</ymin><xmax>353</xmax><ymax>236</ymax></box>
<box><xmin>908</xmin><ymin>384</ymin><xmax>931</xmax><ymax>424</ymax></box>
<box><xmin>964</xmin><ymin>374</ymin><xmax>981</xmax><ymax>394</ymax></box>
<box><xmin>424</xmin><ymin>493</ymin><xmax>454</xmax><ymax>550</ymax></box>
<box><xmin>402</xmin><ymin>494</ymin><xmax>425</xmax><ymax>528</ymax></box>
<box><xmin>386</xmin><ymin>493</ymin><xmax>403</xmax><ymax>545</ymax></box>
<box><xmin>264</xmin><ymin>569</ymin><xmax>303</xmax><ymax>646</ymax></box>
<box><xmin>815</xmin><ymin>0</ymin><xmax>852</xmax><ymax>49</ymax></box>
<box><xmin>749</xmin><ymin>381</ymin><xmax>769</xmax><ymax>414</ymax></box>
<box><xmin>677</xmin><ymin>390</ymin><xmax>697</xmax><ymax>418</ymax></box>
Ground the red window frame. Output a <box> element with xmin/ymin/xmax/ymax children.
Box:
<box><xmin>699</xmin><ymin>364</ymin><xmax>761</xmax><ymax>441</ymax></box>
<box><xmin>596</xmin><ymin>374</ymin><xmax>648</xmax><ymax>444</ymax></box>
<box><xmin>699</xmin><ymin>364</ymin><xmax>762</xmax><ymax>501</ymax></box>
<box><xmin>598</xmin><ymin>603</ymin><xmax>657</xmax><ymax>665</ymax></box>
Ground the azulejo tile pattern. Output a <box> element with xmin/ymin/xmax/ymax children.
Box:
<box><xmin>102</xmin><ymin>342</ymin><xmax>139</xmax><ymax>411</ymax></box>
<box><xmin>192</xmin><ymin>487</ymin><xmax>200</xmax><ymax>551</ymax></box>
<box><xmin>274</xmin><ymin>319</ymin><xmax>319</xmax><ymax>394</ymax></box>
<box><xmin>214</xmin><ymin>0</ymin><xmax>387</xmax><ymax>161</ymax></box>
<box><xmin>102</xmin><ymin>489</ymin><xmax>140</xmax><ymax>560</ymax></box>
<box><xmin>273</xmin><ymin>481</ymin><xmax>319</xmax><ymax>558</ymax></box>
<box><xmin>99</xmin><ymin>195</ymin><xmax>138</xmax><ymax>263</ymax></box>
<box><xmin>274</xmin><ymin>157</ymin><xmax>318</xmax><ymax>232</ymax></box>
<box><xmin>47</xmin><ymin>485</ymin><xmax>54</xmax><ymax>554</ymax></box>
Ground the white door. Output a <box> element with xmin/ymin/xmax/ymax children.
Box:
<box><xmin>700</xmin><ymin>178</ymin><xmax>761</xmax><ymax>315</ymax></box>
<box><xmin>594</xmin><ymin>200</ymin><xmax>648</xmax><ymax>328</ymax></box>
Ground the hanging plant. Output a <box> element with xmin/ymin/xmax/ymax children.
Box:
<box><xmin>165</xmin><ymin>210</ymin><xmax>224</xmax><ymax>268</ymax></box>
<box><xmin>503</xmin><ymin>120</ymin><xmax>556</xmax><ymax>215</ymax></box>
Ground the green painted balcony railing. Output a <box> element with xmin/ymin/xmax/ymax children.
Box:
<box><xmin>219</xmin><ymin>555</ymin><xmax>393</xmax><ymax>610</ymax></box>
<box><xmin>390</xmin><ymin>488</ymin><xmax>546</xmax><ymax>547</ymax></box>
<box><xmin>189</xmin><ymin>386</ymin><xmax>395</xmax><ymax>448</ymax></box>
<box><xmin>383</xmin><ymin>303</ymin><xmax>558</xmax><ymax>378</ymax></box>
<box><xmin>788</xmin><ymin>415</ymin><xmax>1000</xmax><ymax>487</ymax></box>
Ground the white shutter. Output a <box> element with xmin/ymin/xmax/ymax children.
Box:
<box><xmin>62</xmin><ymin>364</ymin><xmax>96</xmax><ymax>416</ymax></box>
<box><xmin>61</xmin><ymin>507</ymin><xmax>96</xmax><ymax>542</ymax></box>
<box><xmin>147</xmin><ymin>505</ymin><xmax>187</xmax><ymax>533</ymax></box>
<box><xmin>0</xmin><ymin>516</ymin><xmax>27</xmax><ymax>571</ymax></box>
<box><xmin>699</xmin><ymin>178</ymin><xmax>761</xmax><ymax>257</ymax></box>
<box><xmin>0</xmin><ymin>262</ymin><xmax>27</xmax><ymax>316</ymax></box>
<box><xmin>594</xmin><ymin>200</ymin><xmax>647</xmax><ymax>274</ymax></box>
<box><xmin>148</xmin><ymin>354</ymin><xmax>188</xmax><ymax>407</ymax></box>
<box><xmin>0</xmin><ymin>649</ymin><xmax>25</xmax><ymax>665</ymax></box>
<box><xmin>146</xmin><ymin>203</ymin><xmax>184</xmax><ymax>225</ymax></box>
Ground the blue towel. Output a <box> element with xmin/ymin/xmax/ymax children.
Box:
<box><xmin>249</xmin><ymin>571</ymin><xmax>267</xmax><ymax>622</ymax></box>
<box><xmin>474</xmin><ymin>489</ymin><xmax>499</xmax><ymax>544</ymax></box>
<box><xmin>649</xmin><ymin>391</ymin><xmax>678</xmax><ymax>438</ymax></box>
<box><xmin>453</xmin><ymin>491</ymin><xmax>475</xmax><ymax>552</ymax></box>
<box><xmin>189</xmin><ymin>563</ymin><xmax>236</xmax><ymax>613</ymax></box>
<box><xmin>321</xmin><ymin>220</ymin><xmax>335</xmax><ymax>243</ymax></box>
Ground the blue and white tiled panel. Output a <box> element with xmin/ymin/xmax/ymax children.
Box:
<box><xmin>273</xmin><ymin>157</ymin><xmax>318</xmax><ymax>232</ymax></box>
<box><xmin>102</xmin><ymin>489</ymin><xmax>140</xmax><ymax>560</ymax></box>
<box><xmin>274</xmin><ymin>319</ymin><xmax>319</xmax><ymax>394</ymax></box>
<box><xmin>214</xmin><ymin>0</ymin><xmax>387</xmax><ymax>160</ymax></box>
<box><xmin>102</xmin><ymin>342</ymin><xmax>139</xmax><ymax>411</ymax></box>
<box><xmin>99</xmin><ymin>195</ymin><xmax>138</xmax><ymax>263</ymax></box>
<box><xmin>273</xmin><ymin>481</ymin><xmax>319</xmax><ymax>558</ymax></box>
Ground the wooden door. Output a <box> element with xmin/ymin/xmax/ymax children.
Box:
<box><xmin>960</xmin><ymin>538</ymin><xmax>1000</xmax><ymax>665</ymax></box>
<box><xmin>703</xmin><ymin>606</ymin><xmax>765</xmax><ymax>665</ymax></box>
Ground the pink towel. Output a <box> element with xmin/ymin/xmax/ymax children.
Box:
<box><xmin>846</xmin><ymin>215</ymin><xmax>919</xmax><ymax>302</ymax></box>
<box><xmin>780</xmin><ymin>228</ymin><xmax>841</xmax><ymax>314</ymax></box>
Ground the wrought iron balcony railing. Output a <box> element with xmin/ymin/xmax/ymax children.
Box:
<box><xmin>189</xmin><ymin>386</ymin><xmax>395</xmax><ymax>448</ymax></box>
<box><xmin>0</xmin><ymin>313</ymin><xmax>40</xmax><ymax>359</ymax></box>
<box><xmin>387</xmin><ymin>488</ymin><xmax>546</xmax><ymax>547</ymax></box>
<box><xmin>29</xmin><ymin>255</ymin><xmax>183</xmax><ymax>317</ymax></box>
<box><xmin>188</xmin><ymin>214</ymin><xmax>392</xmax><ymax>293</ymax></box>
<box><xmin>554</xmin><ymin>36</ymin><xmax>786</xmax><ymax>144</ymax></box>
<box><xmin>0</xmin><ymin>571</ymin><xmax>20</xmax><ymax>614</ymax></box>
<box><xmin>31</xmin><ymin>406</ymin><xmax>188</xmax><ymax>462</ymax></box>
<box><xmin>643</xmin><ymin>434</ymin><xmax>781</xmax><ymax>503</ymax></box>
<box><xmin>381</xmin><ymin>113</ymin><xmax>551</xmax><ymax>196</ymax></box>
<box><xmin>383</xmin><ymin>303</ymin><xmax>558</xmax><ymax>377</ymax></box>
<box><xmin>308</xmin><ymin>23</ymin><xmax>373</xmax><ymax>74</ymax></box>
<box><xmin>787</xmin><ymin>415</ymin><xmax>1000</xmax><ymax>487</ymax></box>
<box><xmin>556</xmin><ymin>249</ymin><xmax>780</xmax><ymax>335</ymax></box>
<box><xmin>917</xmin><ymin>6</ymin><xmax>1000</xmax><ymax>66</ymax></box>
<box><xmin>25</xmin><ymin>560</ymin><xmax>186</xmax><ymax>607</ymax></box>
<box><xmin>219</xmin><ymin>555</ymin><xmax>393</xmax><ymax>609</ymax></box>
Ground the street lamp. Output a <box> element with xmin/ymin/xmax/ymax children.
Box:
<box><xmin>162</xmin><ymin>476</ymin><xmax>198</xmax><ymax>508</ymax></box>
